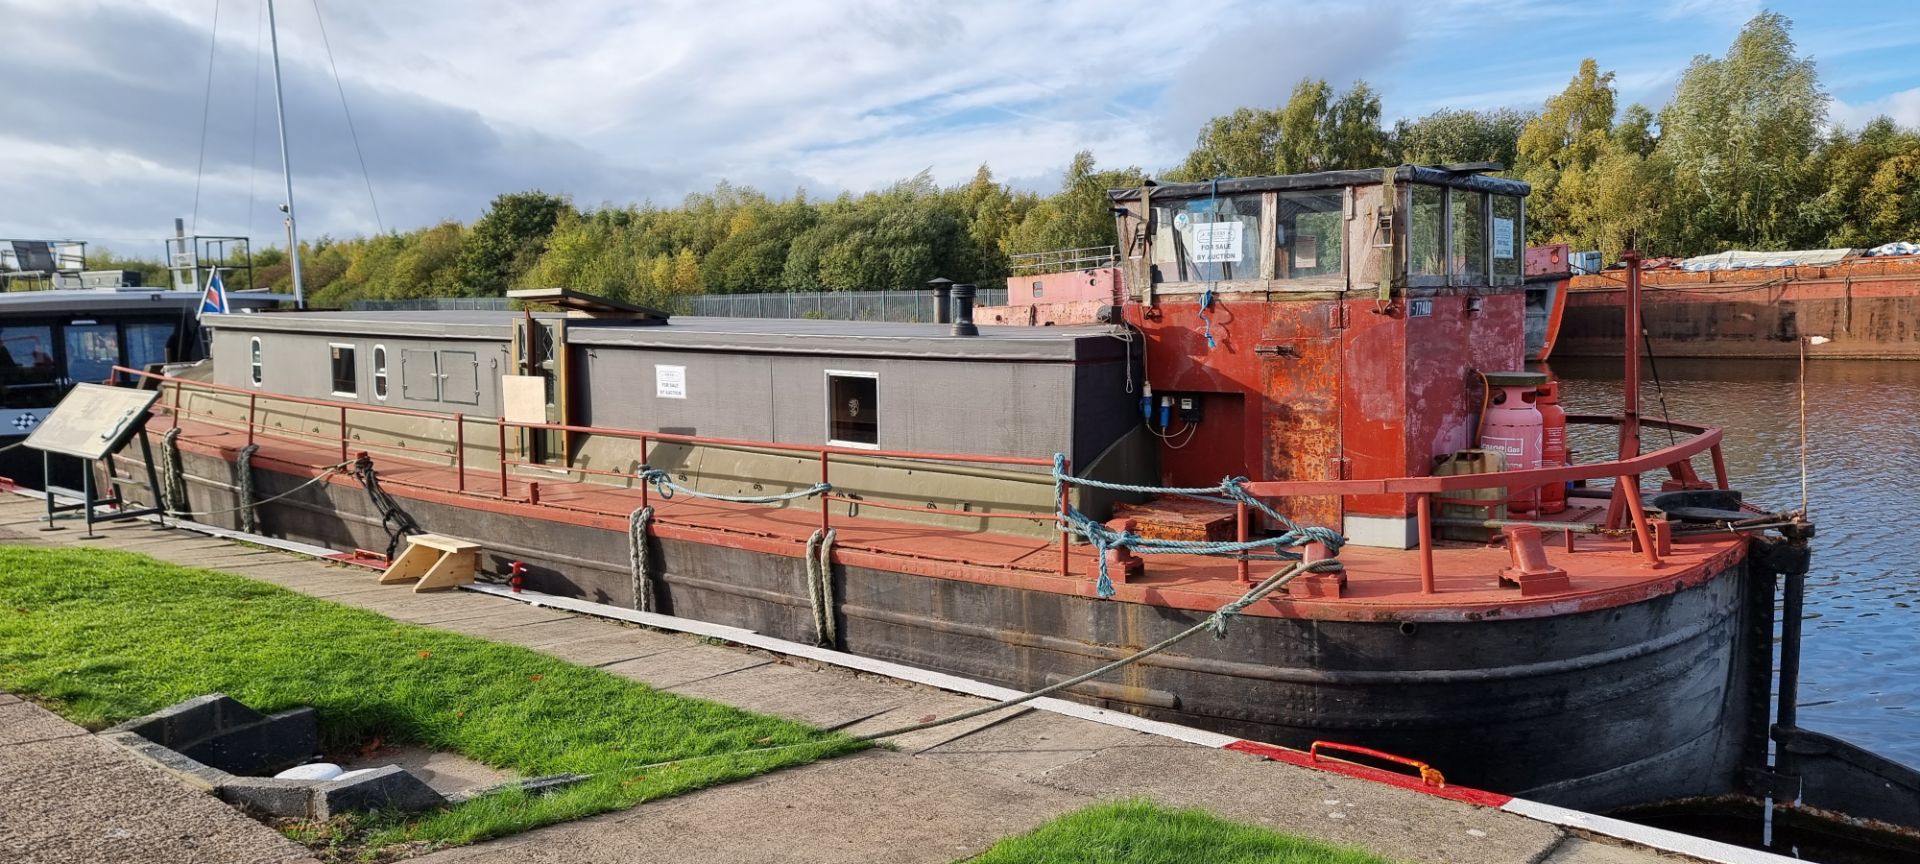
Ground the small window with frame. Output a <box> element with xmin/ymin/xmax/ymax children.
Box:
<box><xmin>329</xmin><ymin>343</ymin><xmax>357</xmax><ymax>397</ymax></box>
<box><xmin>249</xmin><ymin>337</ymin><xmax>263</xmax><ymax>386</ymax></box>
<box><xmin>826</xmin><ymin>370</ymin><xmax>878</xmax><ymax>448</ymax></box>
<box><xmin>372</xmin><ymin>344</ymin><xmax>388</xmax><ymax>400</ymax></box>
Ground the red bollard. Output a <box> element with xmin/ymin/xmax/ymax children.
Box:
<box><xmin>1086</xmin><ymin>518</ymin><xmax>1145</xmax><ymax>585</ymax></box>
<box><xmin>1288</xmin><ymin>540</ymin><xmax>1347</xmax><ymax>599</ymax></box>
<box><xmin>1498</xmin><ymin>525</ymin><xmax>1570</xmax><ymax>596</ymax></box>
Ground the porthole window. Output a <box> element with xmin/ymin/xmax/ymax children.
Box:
<box><xmin>825</xmin><ymin>370</ymin><xmax>878</xmax><ymax>448</ymax></box>
<box><xmin>372</xmin><ymin>345</ymin><xmax>388</xmax><ymax>400</ymax></box>
<box><xmin>249</xmin><ymin>337</ymin><xmax>262</xmax><ymax>386</ymax></box>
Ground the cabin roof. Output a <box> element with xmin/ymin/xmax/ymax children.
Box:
<box><xmin>0</xmin><ymin>288</ymin><xmax>285</xmax><ymax>315</ymax></box>
<box><xmin>206</xmin><ymin>309</ymin><xmax>1123</xmax><ymax>360</ymax></box>
<box><xmin>1110</xmin><ymin>164</ymin><xmax>1530</xmax><ymax>201</ymax></box>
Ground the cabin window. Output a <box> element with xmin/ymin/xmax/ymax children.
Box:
<box><xmin>1276</xmin><ymin>191</ymin><xmax>1343</xmax><ymax>279</ymax></box>
<box><xmin>1408</xmin><ymin>185</ymin><xmax>1444</xmax><ymax>277</ymax></box>
<box><xmin>372</xmin><ymin>345</ymin><xmax>388</xmax><ymax>400</ymax></box>
<box><xmin>826</xmin><ymin>370</ymin><xmax>878</xmax><ymax>448</ymax></box>
<box><xmin>1450</xmin><ymin>189</ymin><xmax>1488</xmax><ymax>282</ymax></box>
<box><xmin>249</xmin><ymin>337</ymin><xmax>262</xmax><ymax>386</ymax></box>
<box><xmin>125</xmin><ymin>321</ymin><xmax>177</xmax><ymax>371</ymax></box>
<box><xmin>0</xmin><ymin>324</ymin><xmax>60</xmax><ymax>408</ymax></box>
<box><xmin>329</xmin><ymin>343</ymin><xmax>357</xmax><ymax>396</ymax></box>
<box><xmin>1492</xmin><ymin>195</ymin><xmax>1523</xmax><ymax>284</ymax></box>
<box><xmin>63</xmin><ymin>321</ymin><xmax>119</xmax><ymax>385</ymax></box>
<box><xmin>1151</xmin><ymin>194</ymin><xmax>1261</xmax><ymax>283</ymax></box>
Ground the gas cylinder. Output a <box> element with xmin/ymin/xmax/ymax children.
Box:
<box><xmin>1535</xmin><ymin>381</ymin><xmax>1568</xmax><ymax>514</ymax></box>
<box><xmin>1478</xmin><ymin>370</ymin><xmax>1547</xmax><ymax>515</ymax></box>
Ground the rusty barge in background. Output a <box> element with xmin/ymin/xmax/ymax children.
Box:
<box><xmin>1556</xmin><ymin>249</ymin><xmax>1920</xmax><ymax>360</ymax></box>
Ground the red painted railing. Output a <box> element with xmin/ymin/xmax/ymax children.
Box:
<box><xmin>119</xmin><ymin>367</ymin><xmax>1730</xmax><ymax>595</ymax></box>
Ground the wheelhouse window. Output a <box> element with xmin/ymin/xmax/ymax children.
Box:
<box><xmin>1451</xmin><ymin>189</ymin><xmax>1488</xmax><ymax>282</ymax></box>
<box><xmin>1408</xmin><ymin>185</ymin><xmax>1444</xmax><ymax>277</ymax></box>
<box><xmin>125</xmin><ymin>321</ymin><xmax>178</xmax><ymax>371</ymax></box>
<box><xmin>63</xmin><ymin>321</ymin><xmax>119</xmax><ymax>385</ymax></box>
<box><xmin>826</xmin><ymin>371</ymin><xmax>878</xmax><ymax>448</ymax></box>
<box><xmin>0</xmin><ymin>324</ymin><xmax>60</xmax><ymax>408</ymax></box>
<box><xmin>1492</xmin><ymin>194</ymin><xmax>1523</xmax><ymax>285</ymax></box>
<box><xmin>1152</xmin><ymin>193</ymin><xmax>1261</xmax><ymax>282</ymax></box>
<box><xmin>372</xmin><ymin>345</ymin><xmax>388</xmax><ymax>400</ymax></box>
<box><xmin>1276</xmin><ymin>190</ymin><xmax>1343</xmax><ymax>280</ymax></box>
<box><xmin>249</xmin><ymin>337</ymin><xmax>262</xmax><ymax>386</ymax></box>
<box><xmin>329</xmin><ymin>343</ymin><xmax>357</xmax><ymax>396</ymax></box>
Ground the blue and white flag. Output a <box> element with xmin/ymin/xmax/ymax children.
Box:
<box><xmin>198</xmin><ymin>269</ymin><xmax>229</xmax><ymax>318</ymax></box>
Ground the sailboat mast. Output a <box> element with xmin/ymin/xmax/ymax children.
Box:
<box><xmin>265</xmin><ymin>0</ymin><xmax>304</xmax><ymax>309</ymax></box>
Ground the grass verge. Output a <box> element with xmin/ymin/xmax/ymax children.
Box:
<box><xmin>969</xmin><ymin>800</ymin><xmax>1396</xmax><ymax>864</ymax></box>
<box><xmin>0</xmin><ymin>545</ymin><xmax>858</xmax><ymax>860</ymax></box>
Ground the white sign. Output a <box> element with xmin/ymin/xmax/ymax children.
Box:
<box><xmin>1493</xmin><ymin>217</ymin><xmax>1515</xmax><ymax>259</ymax></box>
<box><xmin>1189</xmin><ymin>221</ymin><xmax>1244</xmax><ymax>264</ymax></box>
<box><xmin>655</xmin><ymin>364</ymin><xmax>686</xmax><ymax>399</ymax></box>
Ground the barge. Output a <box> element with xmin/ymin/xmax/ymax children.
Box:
<box><xmin>1557</xmin><ymin>250</ymin><xmax>1920</xmax><ymax>360</ymax></box>
<box><xmin>80</xmin><ymin>166</ymin><xmax>1920</xmax><ymax>846</ymax></box>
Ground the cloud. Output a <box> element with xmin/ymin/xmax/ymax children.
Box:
<box><xmin>1830</xmin><ymin>87</ymin><xmax>1920</xmax><ymax>131</ymax></box>
<box><xmin>1155</xmin><ymin>4</ymin><xmax>1408</xmax><ymax>147</ymax></box>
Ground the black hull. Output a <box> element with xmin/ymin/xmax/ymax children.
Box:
<box><xmin>146</xmin><ymin>446</ymin><xmax>1764</xmax><ymax>813</ymax></box>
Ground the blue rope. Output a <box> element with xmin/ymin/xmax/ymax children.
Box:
<box><xmin>1051</xmin><ymin>454</ymin><xmax>1344</xmax><ymax>599</ymax></box>
<box><xmin>636</xmin><ymin>467</ymin><xmax>830</xmax><ymax>505</ymax></box>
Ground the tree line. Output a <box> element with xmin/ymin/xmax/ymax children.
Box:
<box><xmin>152</xmin><ymin>12</ymin><xmax>1917</xmax><ymax>309</ymax></box>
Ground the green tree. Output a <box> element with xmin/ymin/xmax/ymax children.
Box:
<box><xmin>1516</xmin><ymin>59</ymin><xmax>1619</xmax><ymax>248</ymax></box>
<box><xmin>1005</xmin><ymin>152</ymin><xmax>1146</xmax><ymax>255</ymax></box>
<box><xmin>458</xmin><ymin>191</ymin><xmax>574</xmax><ymax>295</ymax></box>
<box><xmin>1395</xmin><ymin>108</ymin><xmax>1530</xmax><ymax>167</ymax></box>
<box><xmin>1657</xmin><ymin>12</ymin><xmax>1827</xmax><ymax>252</ymax></box>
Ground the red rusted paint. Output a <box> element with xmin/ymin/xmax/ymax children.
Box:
<box><xmin>1224</xmin><ymin>739</ymin><xmax>1515</xmax><ymax>808</ymax></box>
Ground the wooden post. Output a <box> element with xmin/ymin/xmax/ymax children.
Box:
<box><xmin>637</xmin><ymin>434</ymin><xmax>650</xmax><ymax>509</ymax></box>
<box><xmin>338</xmin><ymin>404</ymin><xmax>349</xmax><ymax>462</ymax></box>
<box><xmin>246</xmin><ymin>392</ymin><xmax>257</xmax><ymax>445</ymax></box>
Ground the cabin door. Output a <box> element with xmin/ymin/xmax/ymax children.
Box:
<box><xmin>510</xmin><ymin>317</ymin><xmax>569</xmax><ymax>466</ymax></box>
<box><xmin>1257</xmin><ymin>327</ymin><xmax>1342</xmax><ymax>532</ymax></box>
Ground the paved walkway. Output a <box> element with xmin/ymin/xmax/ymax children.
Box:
<box><xmin>0</xmin><ymin>498</ymin><xmax>1688</xmax><ymax>864</ymax></box>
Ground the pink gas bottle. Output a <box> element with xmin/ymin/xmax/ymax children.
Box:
<box><xmin>1535</xmin><ymin>380</ymin><xmax>1569</xmax><ymax>515</ymax></box>
<box><xmin>1478</xmin><ymin>370</ymin><xmax>1548</xmax><ymax>515</ymax></box>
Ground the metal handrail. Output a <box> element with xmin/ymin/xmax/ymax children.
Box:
<box><xmin>121</xmin><ymin>366</ymin><xmax>1729</xmax><ymax>596</ymax></box>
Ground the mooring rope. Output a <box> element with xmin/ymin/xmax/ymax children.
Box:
<box><xmin>235</xmin><ymin>443</ymin><xmax>259</xmax><ymax>533</ymax></box>
<box><xmin>804</xmin><ymin>528</ymin><xmax>838</xmax><ymax>648</ymax></box>
<box><xmin>635</xmin><ymin>466</ymin><xmax>829</xmax><ymax>505</ymax></box>
<box><xmin>1050</xmin><ymin>453</ymin><xmax>1344</xmax><ymax>598</ymax></box>
<box><xmin>162</xmin><ymin>461</ymin><xmax>353</xmax><ymax>520</ymax></box>
<box><xmin>629</xmin><ymin>505</ymin><xmax>656</xmax><ymax>613</ymax></box>
<box><xmin>158</xmin><ymin>427</ymin><xmax>188</xmax><ymax>515</ymax></box>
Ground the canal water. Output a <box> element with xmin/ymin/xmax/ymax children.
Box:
<box><xmin>1548</xmin><ymin>357</ymin><xmax>1920</xmax><ymax>772</ymax></box>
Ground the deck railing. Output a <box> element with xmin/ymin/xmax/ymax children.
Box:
<box><xmin>117</xmin><ymin>366</ymin><xmax>1729</xmax><ymax>595</ymax></box>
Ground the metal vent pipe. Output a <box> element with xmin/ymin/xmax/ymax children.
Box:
<box><xmin>926</xmin><ymin>277</ymin><xmax>954</xmax><ymax>324</ymax></box>
<box><xmin>951</xmin><ymin>283</ymin><xmax>979</xmax><ymax>336</ymax></box>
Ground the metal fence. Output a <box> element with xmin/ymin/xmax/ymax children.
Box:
<box><xmin>350</xmin><ymin>289</ymin><xmax>1010</xmax><ymax>323</ymax></box>
<box><xmin>350</xmin><ymin>297</ymin><xmax>514</xmax><ymax>312</ymax></box>
<box><xmin>682</xmin><ymin>289</ymin><xmax>1009</xmax><ymax>323</ymax></box>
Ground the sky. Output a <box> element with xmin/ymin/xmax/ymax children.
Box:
<box><xmin>3</xmin><ymin>0</ymin><xmax>1917</xmax><ymax>255</ymax></box>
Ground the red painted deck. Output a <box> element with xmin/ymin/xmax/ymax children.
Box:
<box><xmin>154</xmin><ymin>414</ymin><xmax>1747</xmax><ymax>624</ymax></box>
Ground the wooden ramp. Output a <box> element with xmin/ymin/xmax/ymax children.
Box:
<box><xmin>379</xmin><ymin>534</ymin><xmax>481</xmax><ymax>592</ymax></box>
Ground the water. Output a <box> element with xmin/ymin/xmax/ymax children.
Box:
<box><xmin>1548</xmin><ymin>357</ymin><xmax>1920</xmax><ymax>771</ymax></box>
